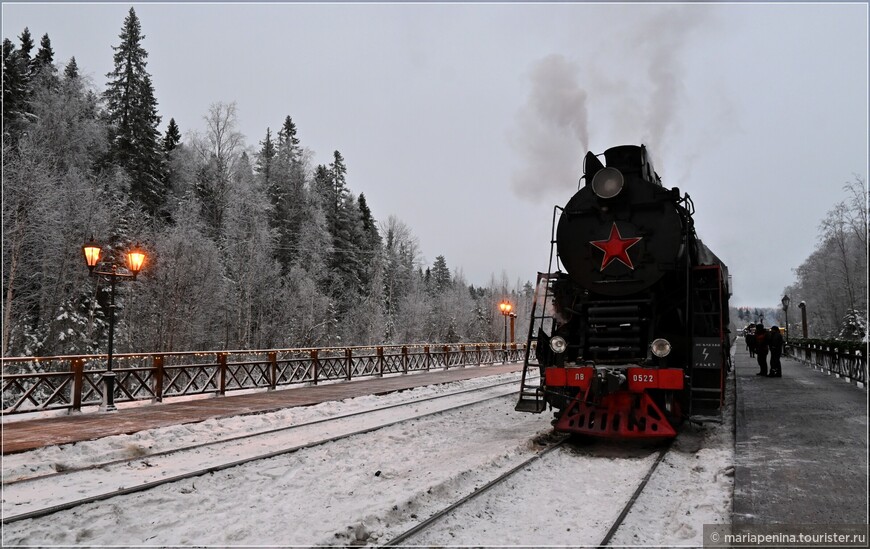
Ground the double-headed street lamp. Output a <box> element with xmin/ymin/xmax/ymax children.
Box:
<box><xmin>499</xmin><ymin>300</ymin><xmax>513</xmax><ymax>349</ymax></box>
<box><xmin>82</xmin><ymin>238</ymin><xmax>146</xmax><ymax>412</ymax></box>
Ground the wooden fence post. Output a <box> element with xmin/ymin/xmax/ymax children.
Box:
<box><xmin>71</xmin><ymin>358</ymin><xmax>84</xmax><ymax>412</ymax></box>
<box><xmin>346</xmin><ymin>348</ymin><xmax>353</xmax><ymax>381</ymax></box>
<box><xmin>268</xmin><ymin>352</ymin><xmax>277</xmax><ymax>390</ymax></box>
<box><xmin>425</xmin><ymin>345</ymin><xmax>431</xmax><ymax>371</ymax></box>
<box><xmin>443</xmin><ymin>345</ymin><xmax>450</xmax><ymax>370</ymax></box>
<box><xmin>312</xmin><ymin>349</ymin><xmax>320</xmax><ymax>385</ymax></box>
<box><xmin>460</xmin><ymin>344</ymin><xmax>466</xmax><ymax>368</ymax></box>
<box><xmin>152</xmin><ymin>355</ymin><xmax>164</xmax><ymax>403</ymax></box>
<box><xmin>377</xmin><ymin>347</ymin><xmax>384</xmax><ymax>377</ymax></box>
<box><xmin>402</xmin><ymin>346</ymin><xmax>408</xmax><ymax>374</ymax></box>
<box><xmin>218</xmin><ymin>353</ymin><xmax>227</xmax><ymax>396</ymax></box>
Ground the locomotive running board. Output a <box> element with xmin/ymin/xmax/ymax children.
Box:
<box><xmin>554</xmin><ymin>392</ymin><xmax>677</xmax><ymax>438</ymax></box>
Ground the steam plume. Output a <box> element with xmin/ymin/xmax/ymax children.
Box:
<box><xmin>508</xmin><ymin>54</ymin><xmax>588</xmax><ymax>202</ymax></box>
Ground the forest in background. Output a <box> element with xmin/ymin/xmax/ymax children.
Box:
<box><xmin>781</xmin><ymin>176</ymin><xmax>867</xmax><ymax>341</ymax></box>
<box><xmin>2</xmin><ymin>9</ymin><xmax>533</xmax><ymax>358</ymax></box>
<box><xmin>3</xmin><ymin>9</ymin><xmax>866</xmax><ymax>359</ymax></box>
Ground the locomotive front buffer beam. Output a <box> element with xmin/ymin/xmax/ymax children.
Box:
<box><xmin>545</xmin><ymin>365</ymin><xmax>683</xmax><ymax>438</ymax></box>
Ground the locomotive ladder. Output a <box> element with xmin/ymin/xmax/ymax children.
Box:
<box><xmin>515</xmin><ymin>272</ymin><xmax>559</xmax><ymax>413</ymax></box>
<box><xmin>688</xmin><ymin>265</ymin><xmax>726</xmax><ymax>421</ymax></box>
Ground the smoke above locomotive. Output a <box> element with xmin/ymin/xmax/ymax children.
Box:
<box><xmin>515</xmin><ymin>144</ymin><xmax>731</xmax><ymax>439</ymax></box>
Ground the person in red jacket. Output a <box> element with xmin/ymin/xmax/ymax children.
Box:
<box><xmin>754</xmin><ymin>323</ymin><xmax>769</xmax><ymax>376</ymax></box>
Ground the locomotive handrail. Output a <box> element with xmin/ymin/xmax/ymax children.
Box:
<box><xmin>787</xmin><ymin>341</ymin><xmax>866</xmax><ymax>387</ymax></box>
<box><xmin>1</xmin><ymin>342</ymin><xmax>526</xmax><ymax>415</ymax></box>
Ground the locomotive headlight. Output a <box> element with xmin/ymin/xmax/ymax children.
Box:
<box><xmin>591</xmin><ymin>167</ymin><xmax>624</xmax><ymax>199</ymax></box>
<box><xmin>550</xmin><ymin>336</ymin><xmax>568</xmax><ymax>354</ymax></box>
<box><xmin>651</xmin><ymin>338</ymin><xmax>671</xmax><ymax>358</ymax></box>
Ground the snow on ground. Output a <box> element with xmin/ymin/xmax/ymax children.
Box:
<box><xmin>2</xmin><ymin>373</ymin><xmax>521</xmax><ymax>480</ymax></box>
<box><xmin>2</xmin><ymin>370</ymin><xmax>735</xmax><ymax>547</ymax></box>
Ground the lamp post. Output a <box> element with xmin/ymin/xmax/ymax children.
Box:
<box><xmin>798</xmin><ymin>301</ymin><xmax>808</xmax><ymax>338</ymax></box>
<box><xmin>499</xmin><ymin>300</ymin><xmax>513</xmax><ymax>349</ymax></box>
<box><xmin>82</xmin><ymin>237</ymin><xmax>146</xmax><ymax>412</ymax></box>
<box><xmin>781</xmin><ymin>295</ymin><xmax>791</xmax><ymax>343</ymax></box>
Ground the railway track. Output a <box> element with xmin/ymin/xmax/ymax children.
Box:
<box><xmin>381</xmin><ymin>438</ymin><xmax>673</xmax><ymax>547</ymax></box>
<box><xmin>1</xmin><ymin>378</ymin><xmax>526</xmax><ymax>524</ymax></box>
<box><xmin>383</xmin><ymin>434</ymin><xmax>569</xmax><ymax>546</ymax></box>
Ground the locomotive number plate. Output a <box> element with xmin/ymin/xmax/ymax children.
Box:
<box><xmin>627</xmin><ymin>368</ymin><xmax>684</xmax><ymax>391</ymax></box>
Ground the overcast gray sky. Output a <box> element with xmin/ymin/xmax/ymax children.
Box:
<box><xmin>3</xmin><ymin>2</ymin><xmax>867</xmax><ymax>308</ymax></box>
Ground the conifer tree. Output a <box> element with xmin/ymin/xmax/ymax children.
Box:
<box><xmin>163</xmin><ymin>118</ymin><xmax>181</xmax><ymax>152</ymax></box>
<box><xmin>13</xmin><ymin>28</ymin><xmax>36</xmax><ymax>123</ymax></box>
<box><xmin>2</xmin><ymin>39</ymin><xmax>25</xmax><ymax>133</ymax></box>
<box><xmin>267</xmin><ymin>116</ymin><xmax>308</xmax><ymax>271</ymax></box>
<box><xmin>277</xmin><ymin>116</ymin><xmax>300</xmax><ymax>162</ymax></box>
<box><xmin>17</xmin><ymin>27</ymin><xmax>33</xmax><ymax>73</ymax></box>
<box><xmin>103</xmin><ymin>7</ymin><xmax>165</xmax><ymax>216</ymax></box>
<box><xmin>431</xmin><ymin>255</ymin><xmax>452</xmax><ymax>295</ymax></box>
<box><xmin>32</xmin><ymin>33</ymin><xmax>54</xmax><ymax>75</ymax></box>
<box><xmin>256</xmin><ymin>127</ymin><xmax>275</xmax><ymax>182</ymax></box>
<box><xmin>63</xmin><ymin>56</ymin><xmax>79</xmax><ymax>80</ymax></box>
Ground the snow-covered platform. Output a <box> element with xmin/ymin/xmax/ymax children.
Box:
<box><xmin>1</xmin><ymin>362</ymin><xmax>523</xmax><ymax>455</ymax></box>
<box><xmin>733</xmin><ymin>342</ymin><xmax>867</xmax><ymax>524</ymax></box>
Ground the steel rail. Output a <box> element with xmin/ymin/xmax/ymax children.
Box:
<box><xmin>3</xmin><ymin>377</ymin><xmax>524</xmax><ymax>486</ymax></box>
<box><xmin>2</xmin><ymin>383</ymin><xmax>524</xmax><ymax>524</ymax></box>
<box><xmin>382</xmin><ymin>436</ymin><xmax>568</xmax><ymax>547</ymax></box>
<box><xmin>596</xmin><ymin>440</ymin><xmax>674</xmax><ymax>548</ymax></box>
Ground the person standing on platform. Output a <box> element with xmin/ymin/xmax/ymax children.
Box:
<box><xmin>745</xmin><ymin>324</ymin><xmax>757</xmax><ymax>358</ymax></box>
<box><xmin>768</xmin><ymin>325</ymin><xmax>783</xmax><ymax>377</ymax></box>
<box><xmin>754</xmin><ymin>323</ymin><xmax>769</xmax><ymax>376</ymax></box>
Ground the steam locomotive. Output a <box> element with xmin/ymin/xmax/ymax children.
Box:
<box><xmin>515</xmin><ymin>144</ymin><xmax>730</xmax><ymax>439</ymax></box>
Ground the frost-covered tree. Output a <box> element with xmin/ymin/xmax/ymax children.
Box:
<box><xmin>2</xmin><ymin>53</ymin><xmax>114</xmax><ymax>356</ymax></box>
<box><xmin>190</xmin><ymin>101</ymin><xmax>245</xmax><ymax>239</ymax></box>
<box><xmin>838</xmin><ymin>309</ymin><xmax>867</xmax><ymax>341</ymax></box>
<box><xmin>784</xmin><ymin>176</ymin><xmax>868</xmax><ymax>338</ymax></box>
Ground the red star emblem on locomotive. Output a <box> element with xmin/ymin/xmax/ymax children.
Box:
<box><xmin>590</xmin><ymin>222</ymin><xmax>642</xmax><ymax>271</ymax></box>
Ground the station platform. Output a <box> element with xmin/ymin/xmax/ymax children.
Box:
<box><xmin>733</xmin><ymin>342</ymin><xmax>867</xmax><ymax>524</ymax></box>
<box><xmin>1</xmin><ymin>363</ymin><xmax>523</xmax><ymax>455</ymax></box>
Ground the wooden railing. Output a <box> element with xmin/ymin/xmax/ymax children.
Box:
<box><xmin>1</xmin><ymin>343</ymin><xmax>526</xmax><ymax>415</ymax></box>
<box><xmin>787</xmin><ymin>341</ymin><xmax>866</xmax><ymax>387</ymax></box>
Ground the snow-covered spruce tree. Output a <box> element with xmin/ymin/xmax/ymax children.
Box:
<box><xmin>2</xmin><ymin>35</ymin><xmax>29</xmax><ymax>141</ymax></box>
<box><xmin>103</xmin><ymin>7</ymin><xmax>166</xmax><ymax>217</ymax></box>
<box><xmin>31</xmin><ymin>33</ymin><xmax>57</xmax><ymax>84</ymax></box>
<box><xmin>310</xmin><ymin>151</ymin><xmax>370</xmax><ymax>327</ymax></box>
<box><xmin>838</xmin><ymin>309</ymin><xmax>867</xmax><ymax>341</ymax></box>
<box><xmin>269</xmin><ymin>116</ymin><xmax>307</xmax><ymax>273</ymax></box>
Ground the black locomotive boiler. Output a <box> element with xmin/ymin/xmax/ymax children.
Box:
<box><xmin>515</xmin><ymin>144</ymin><xmax>731</xmax><ymax>439</ymax></box>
